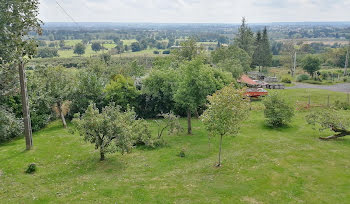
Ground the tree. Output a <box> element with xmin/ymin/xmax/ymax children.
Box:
<box><xmin>173</xmin><ymin>38</ymin><xmax>202</xmax><ymax>61</ymax></box>
<box><xmin>306</xmin><ymin>108</ymin><xmax>350</xmax><ymax>140</ymax></box>
<box><xmin>201</xmin><ymin>85</ymin><xmax>250</xmax><ymax>166</ymax></box>
<box><xmin>261</xmin><ymin>27</ymin><xmax>273</xmax><ymax>67</ymax></box>
<box><xmin>251</xmin><ymin>31</ymin><xmax>263</xmax><ymax>70</ymax></box>
<box><xmin>211</xmin><ymin>45</ymin><xmax>251</xmax><ymax>72</ymax></box>
<box><xmin>0</xmin><ymin>0</ymin><xmax>42</xmax><ymax>150</ymax></box>
<box><xmin>263</xmin><ymin>93</ymin><xmax>295</xmax><ymax>128</ymax></box>
<box><xmin>281</xmin><ymin>40</ymin><xmax>297</xmax><ymax>76</ymax></box>
<box><xmin>155</xmin><ymin>112</ymin><xmax>183</xmax><ymax>139</ymax></box>
<box><xmin>59</xmin><ymin>40</ymin><xmax>65</xmax><ymax>48</ymax></box>
<box><xmin>41</xmin><ymin>66</ymin><xmax>74</xmax><ymax>128</ymax></box>
<box><xmin>91</xmin><ymin>42</ymin><xmax>102</xmax><ymax>52</ymax></box>
<box><xmin>301</xmin><ymin>55</ymin><xmax>322</xmax><ymax>78</ymax></box>
<box><xmin>74</xmin><ymin>42</ymin><xmax>86</xmax><ymax>56</ymax></box>
<box><xmin>104</xmin><ymin>74</ymin><xmax>139</xmax><ymax>110</ymax></box>
<box><xmin>234</xmin><ymin>17</ymin><xmax>255</xmax><ymax>56</ymax></box>
<box><xmin>131</xmin><ymin>42</ymin><xmax>141</xmax><ymax>52</ymax></box>
<box><xmin>72</xmin><ymin>103</ymin><xmax>151</xmax><ymax>161</ymax></box>
<box><xmin>174</xmin><ymin>58</ymin><xmax>221</xmax><ymax>134</ymax></box>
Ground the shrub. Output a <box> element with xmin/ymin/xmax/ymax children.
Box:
<box><xmin>334</xmin><ymin>100</ymin><xmax>350</xmax><ymax>110</ymax></box>
<box><xmin>263</xmin><ymin>93</ymin><xmax>295</xmax><ymax>128</ymax></box>
<box><xmin>297</xmin><ymin>74</ymin><xmax>309</xmax><ymax>82</ymax></box>
<box><xmin>281</xmin><ymin>77</ymin><xmax>292</xmax><ymax>83</ymax></box>
<box><xmin>178</xmin><ymin>149</ymin><xmax>186</xmax><ymax>158</ymax></box>
<box><xmin>153</xmin><ymin>50</ymin><xmax>160</xmax><ymax>54</ymax></box>
<box><xmin>25</xmin><ymin>163</ymin><xmax>36</xmax><ymax>174</ymax></box>
<box><xmin>162</xmin><ymin>50</ymin><xmax>170</xmax><ymax>54</ymax></box>
<box><xmin>0</xmin><ymin>107</ymin><xmax>23</xmax><ymax>143</ymax></box>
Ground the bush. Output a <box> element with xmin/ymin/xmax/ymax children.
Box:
<box><xmin>297</xmin><ymin>74</ymin><xmax>309</xmax><ymax>82</ymax></box>
<box><xmin>281</xmin><ymin>77</ymin><xmax>292</xmax><ymax>83</ymax></box>
<box><xmin>263</xmin><ymin>93</ymin><xmax>295</xmax><ymax>128</ymax></box>
<box><xmin>334</xmin><ymin>100</ymin><xmax>350</xmax><ymax>110</ymax></box>
<box><xmin>0</xmin><ymin>107</ymin><xmax>23</xmax><ymax>143</ymax></box>
<box><xmin>162</xmin><ymin>50</ymin><xmax>170</xmax><ymax>54</ymax></box>
<box><xmin>153</xmin><ymin>50</ymin><xmax>160</xmax><ymax>54</ymax></box>
<box><xmin>25</xmin><ymin>163</ymin><xmax>36</xmax><ymax>174</ymax></box>
<box><xmin>178</xmin><ymin>149</ymin><xmax>186</xmax><ymax>158</ymax></box>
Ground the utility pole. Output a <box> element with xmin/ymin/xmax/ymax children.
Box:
<box><xmin>18</xmin><ymin>61</ymin><xmax>33</xmax><ymax>150</ymax></box>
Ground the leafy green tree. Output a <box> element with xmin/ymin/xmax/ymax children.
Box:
<box><xmin>263</xmin><ymin>93</ymin><xmax>295</xmax><ymax>128</ymax></box>
<box><xmin>0</xmin><ymin>0</ymin><xmax>42</xmax><ymax>150</ymax></box>
<box><xmin>201</xmin><ymin>85</ymin><xmax>250</xmax><ymax>166</ymax></box>
<box><xmin>0</xmin><ymin>106</ymin><xmax>23</xmax><ymax>143</ymax></box>
<box><xmin>306</xmin><ymin>108</ymin><xmax>350</xmax><ymax>140</ymax></box>
<box><xmin>174</xmin><ymin>58</ymin><xmax>222</xmax><ymax>134</ymax></box>
<box><xmin>212</xmin><ymin>45</ymin><xmax>251</xmax><ymax>72</ymax></box>
<box><xmin>104</xmin><ymin>74</ymin><xmax>139</xmax><ymax>110</ymax></box>
<box><xmin>217</xmin><ymin>58</ymin><xmax>244</xmax><ymax>79</ymax></box>
<box><xmin>40</xmin><ymin>66</ymin><xmax>74</xmax><ymax>128</ymax></box>
<box><xmin>131</xmin><ymin>42</ymin><xmax>141</xmax><ymax>52</ymax></box>
<box><xmin>74</xmin><ymin>42</ymin><xmax>86</xmax><ymax>56</ymax></box>
<box><xmin>301</xmin><ymin>55</ymin><xmax>322</xmax><ymax>78</ymax></box>
<box><xmin>72</xmin><ymin>103</ymin><xmax>152</xmax><ymax>161</ymax></box>
<box><xmin>155</xmin><ymin>112</ymin><xmax>183</xmax><ymax>139</ymax></box>
<box><xmin>173</xmin><ymin>38</ymin><xmax>202</xmax><ymax>61</ymax></box>
<box><xmin>234</xmin><ymin>17</ymin><xmax>255</xmax><ymax>56</ymax></box>
<box><xmin>91</xmin><ymin>42</ymin><xmax>102</xmax><ymax>52</ymax></box>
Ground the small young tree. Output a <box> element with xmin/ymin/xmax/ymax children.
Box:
<box><xmin>306</xmin><ymin>109</ymin><xmax>350</xmax><ymax>140</ymax></box>
<box><xmin>301</xmin><ymin>55</ymin><xmax>321</xmax><ymax>78</ymax></box>
<box><xmin>201</xmin><ymin>85</ymin><xmax>250</xmax><ymax>167</ymax></box>
<box><xmin>72</xmin><ymin>103</ymin><xmax>151</xmax><ymax>161</ymax></box>
<box><xmin>155</xmin><ymin>112</ymin><xmax>183</xmax><ymax>139</ymax></box>
<box><xmin>74</xmin><ymin>42</ymin><xmax>86</xmax><ymax>56</ymax></box>
<box><xmin>263</xmin><ymin>93</ymin><xmax>295</xmax><ymax>128</ymax></box>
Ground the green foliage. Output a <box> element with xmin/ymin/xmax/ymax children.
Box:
<box><xmin>36</xmin><ymin>47</ymin><xmax>59</xmax><ymax>58</ymax></box>
<box><xmin>297</xmin><ymin>74</ymin><xmax>310</xmax><ymax>82</ymax></box>
<box><xmin>263</xmin><ymin>93</ymin><xmax>295</xmax><ymax>128</ymax></box>
<box><xmin>306</xmin><ymin>108</ymin><xmax>350</xmax><ymax>132</ymax></box>
<box><xmin>216</xmin><ymin>58</ymin><xmax>243</xmax><ymax>79</ymax></box>
<box><xmin>155</xmin><ymin>112</ymin><xmax>184</xmax><ymax>139</ymax></box>
<box><xmin>172</xmin><ymin>38</ymin><xmax>202</xmax><ymax>61</ymax></box>
<box><xmin>91</xmin><ymin>42</ymin><xmax>102</xmax><ymax>52</ymax></box>
<box><xmin>301</xmin><ymin>55</ymin><xmax>322</xmax><ymax>77</ymax></box>
<box><xmin>0</xmin><ymin>0</ymin><xmax>42</xmax><ymax>64</ymax></box>
<box><xmin>25</xmin><ymin>163</ymin><xmax>36</xmax><ymax>174</ymax></box>
<box><xmin>0</xmin><ymin>106</ymin><xmax>23</xmax><ymax>142</ymax></box>
<box><xmin>131</xmin><ymin>42</ymin><xmax>141</xmax><ymax>52</ymax></box>
<box><xmin>211</xmin><ymin>45</ymin><xmax>251</xmax><ymax>72</ymax></box>
<box><xmin>201</xmin><ymin>85</ymin><xmax>250</xmax><ymax>166</ymax></box>
<box><xmin>281</xmin><ymin>77</ymin><xmax>292</xmax><ymax>83</ymax></box>
<box><xmin>333</xmin><ymin>100</ymin><xmax>350</xmax><ymax>110</ymax></box>
<box><xmin>74</xmin><ymin>43</ymin><xmax>86</xmax><ymax>56</ymax></box>
<box><xmin>72</xmin><ymin>103</ymin><xmax>152</xmax><ymax>160</ymax></box>
<box><xmin>234</xmin><ymin>17</ymin><xmax>255</xmax><ymax>56</ymax></box>
<box><xmin>104</xmin><ymin>74</ymin><xmax>139</xmax><ymax>110</ymax></box>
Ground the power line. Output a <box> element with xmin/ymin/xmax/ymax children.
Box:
<box><xmin>55</xmin><ymin>0</ymin><xmax>81</xmax><ymax>29</ymax></box>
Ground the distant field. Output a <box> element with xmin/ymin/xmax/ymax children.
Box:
<box><xmin>277</xmin><ymin>38</ymin><xmax>349</xmax><ymax>45</ymax></box>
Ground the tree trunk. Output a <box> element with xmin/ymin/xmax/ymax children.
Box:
<box><xmin>100</xmin><ymin>151</ymin><xmax>105</xmax><ymax>161</ymax></box>
<box><xmin>19</xmin><ymin>62</ymin><xmax>33</xmax><ymax>150</ymax></box>
<box><xmin>187</xmin><ymin>110</ymin><xmax>192</xmax><ymax>135</ymax></box>
<box><xmin>319</xmin><ymin>126</ymin><xmax>350</xmax><ymax>140</ymax></box>
<box><xmin>217</xmin><ymin>134</ymin><xmax>223</xmax><ymax>167</ymax></box>
<box><xmin>344</xmin><ymin>48</ymin><xmax>349</xmax><ymax>76</ymax></box>
<box><xmin>194</xmin><ymin>109</ymin><xmax>199</xmax><ymax>118</ymax></box>
<box><xmin>57</xmin><ymin>102</ymin><xmax>67</xmax><ymax>128</ymax></box>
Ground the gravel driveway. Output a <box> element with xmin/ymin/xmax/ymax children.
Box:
<box><xmin>286</xmin><ymin>82</ymin><xmax>350</xmax><ymax>93</ymax></box>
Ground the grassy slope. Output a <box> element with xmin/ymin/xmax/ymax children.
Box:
<box><xmin>1</xmin><ymin>89</ymin><xmax>350</xmax><ymax>203</ymax></box>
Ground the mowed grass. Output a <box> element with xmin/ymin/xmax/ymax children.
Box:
<box><xmin>1</xmin><ymin>89</ymin><xmax>350</xmax><ymax>203</ymax></box>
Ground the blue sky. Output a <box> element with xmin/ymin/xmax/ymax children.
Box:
<box><xmin>39</xmin><ymin>0</ymin><xmax>350</xmax><ymax>23</ymax></box>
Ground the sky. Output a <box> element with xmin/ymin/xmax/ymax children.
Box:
<box><xmin>39</xmin><ymin>0</ymin><xmax>350</xmax><ymax>23</ymax></box>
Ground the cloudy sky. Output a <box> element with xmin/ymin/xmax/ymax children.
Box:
<box><xmin>39</xmin><ymin>0</ymin><xmax>350</xmax><ymax>23</ymax></box>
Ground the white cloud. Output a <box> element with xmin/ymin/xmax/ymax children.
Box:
<box><xmin>39</xmin><ymin>0</ymin><xmax>350</xmax><ymax>23</ymax></box>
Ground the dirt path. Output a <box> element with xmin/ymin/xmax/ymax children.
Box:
<box><xmin>286</xmin><ymin>82</ymin><xmax>350</xmax><ymax>93</ymax></box>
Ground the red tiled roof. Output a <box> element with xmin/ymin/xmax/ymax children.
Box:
<box><xmin>238</xmin><ymin>75</ymin><xmax>258</xmax><ymax>85</ymax></box>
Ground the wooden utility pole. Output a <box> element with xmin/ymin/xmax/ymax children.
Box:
<box><xmin>18</xmin><ymin>61</ymin><xmax>33</xmax><ymax>150</ymax></box>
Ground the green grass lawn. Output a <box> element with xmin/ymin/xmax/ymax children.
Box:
<box><xmin>1</xmin><ymin>89</ymin><xmax>350</xmax><ymax>203</ymax></box>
